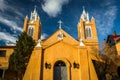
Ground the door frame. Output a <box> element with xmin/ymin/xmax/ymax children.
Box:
<box><xmin>52</xmin><ymin>58</ymin><xmax>71</xmax><ymax>80</ymax></box>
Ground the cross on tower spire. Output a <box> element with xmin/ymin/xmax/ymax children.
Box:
<box><xmin>83</xmin><ymin>6</ymin><xmax>85</xmax><ymax>10</ymax></box>
<box><xmin>33</xmin><ymin>5</ymin><xmax>37</xmax><ymax>13</ymax></box>
<box><xmin>35</xmin><ymin>5</ymin><xmax>37</xmax><ymax>8</ymax></box>
<box><xmin>58</xmin><ymin>20</ymin><xmax>62</xmax><ymax>29</ymax></box>
<box><xmin>82</xmin><ymin>6</ymin><xmax>85</xmax><ymax>14</ymax></box>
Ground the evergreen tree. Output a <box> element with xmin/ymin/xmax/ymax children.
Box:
<box><xmin>9</xmin><ymin>32</ymin><xmax>36</xmax><ymax>79</ymax></box>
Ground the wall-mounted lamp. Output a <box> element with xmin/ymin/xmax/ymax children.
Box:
<box><xmin>45</xmin><ymin>62</ymin><xmax>51</xmax><ymax>69</ymax></box>
<box><xmin>73</xmin><ymin>62</ymin><xmax>79</xmax><ymax>69</ymax></box>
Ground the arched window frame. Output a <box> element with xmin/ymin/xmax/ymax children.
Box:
<box><xmin>27</xmin><ymin>26</ymin><xmax>34</xmax><ymax>37</ymax></box>
<box><xmin>85</xmin><ymin>26</ymin><xmax>92</xmax><ymax>38</ymax></box>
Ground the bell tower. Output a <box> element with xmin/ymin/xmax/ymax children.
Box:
<box><xmin>23</xmin><ymin>6</ymin><xmax>41</xmax><ymax>41</ymax></box>
<box><xmin>78</xmin><ymin>7</ymin><xmax>98</xmax><ymax>42</ymax></box>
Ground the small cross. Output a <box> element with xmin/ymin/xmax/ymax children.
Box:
<box><xmin>58</xmin><ymin>20</ymin><xmax>62</xmax><ymax>29</ymax></box>
<box><xmin>83</xmin><ymin>6</ymin><xmax>85</xmax><ymax>10</ymax></box>
<box><xmin>34</xmin><ymin>5</ymin><xmax>37</xmax><ymax>9</ymax></box>
<box><xmin>34</xmin><ymin>5</ymin><xmax>37</xmax><ymax>12</ymax></box>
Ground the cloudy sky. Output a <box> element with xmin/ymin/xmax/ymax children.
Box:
<box><xmin>0</xmin><ymin>0</ymin><xmax>120</xmax><ymax>46</ymax></box>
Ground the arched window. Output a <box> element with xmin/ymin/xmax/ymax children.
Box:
<box><xmin>27</xmin><ymin>26</ymin><xmax>34</xmax><ymax>37</ymax></box>
<box><xmin>85</xmin><ymin>26</ymin><xmax>92</xmax><ymax>38</ymax></box>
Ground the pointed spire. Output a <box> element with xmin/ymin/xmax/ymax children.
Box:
<box><xmin>91</xmin><ymin>16</ymin><xmax>95</xmax><ymax>20</ymax></box>
<box><xmin>30</xmin><ymin>6</ymin><xmax>38</xmax><ymax>22</ymax></box>
<box><xmin>81</xmin><ymin>6</ymin><xmax>89</xmax><ymax>22</ymax></box>
<box><xmin>81</xmin><ymin>6</ymin><xmax>87</xmax><ymax>21</ymax></box>
<box><xmin>33</xmin><ymin>5</ymin><xmax>37</xmax><ymax>13</ymax></box>
<box><xmin>26</xmin><ymin>15</ymin><xmax>28</xmax><ymax>18</ymax></box>
<box><xmin>82</xmin><ymin>6</ymin><xmax>86</xmax><ymax>14</ymax></box>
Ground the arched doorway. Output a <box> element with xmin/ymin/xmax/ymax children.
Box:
<box><xmin>54</xmin><ymin>60</ymin><xmax>68</xmax><ymax>80</ymax></box>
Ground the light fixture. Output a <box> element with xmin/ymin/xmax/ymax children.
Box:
<box><xmin>45</xmin><ymin>62</ymin><xmax>51</xmax><ymax>69</ymax></box>
<box><xmin>73</xmin><ymin>61</ymin><xmax>79</xmax><ymax>69</ymax></box>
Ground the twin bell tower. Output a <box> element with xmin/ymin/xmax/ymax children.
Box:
<box><xmin>23</xmin><ymin>7</ymin><xmax>41</xmax><ymax>42</ymax></box>
<box><xmin>22</xmin><ymin>6</ymin><xmax>98</xmax><ymax>44</ymax></box>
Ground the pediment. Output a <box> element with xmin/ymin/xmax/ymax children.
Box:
<box><xmin>42</xmin><ymin>29</ymin><xmax>79</xmax><ymax>48</ymax></box>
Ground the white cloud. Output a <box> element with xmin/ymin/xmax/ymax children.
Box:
<box><xmin>0</xmin><ymin>0</ymin><xmax>23</xmax><ymax>32</ymax></box>
<box><xmin>0</xmin><ymin>0</ymin><xmax>23</xmax><ymax>17</ymax></box>
<box><xmin>42</xmin><ymin>0</ymin><xmax>69</xmax><ymax>17</ymax></box>
<box><xmin>0</xmin><ymin>32</ymin><xmax>17</xmax><ymax>43</ymax></box>
<box><xmin>0</xmin><ymin>32</ymin><xmax>48</xmax><ymax>45</ymax></box>
<box><xmin>15</xmin><ymin>11</ymin><xmax>24</xmax><ymax>17</ymax></box>
<box><xmin>41</xmin><ymin>33</ymin><xmax>48</xmax><ymax>40</ymax></box>
<box><xmin>0</xmin><ymin>0</ymin><xmax>7</xmax><ymax>11</ymax></box>
<box><xmin>0</xmin><ymin>16</ymin><xmax>22</xmax><ymax>32</ymax></box>
<box><xmin>94</xmin><ymin>2</ymin><xmax>117</xmax><ymax>36</ymax></box>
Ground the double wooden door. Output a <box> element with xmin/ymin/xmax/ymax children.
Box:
<box><xmin>54</xmin><ymin>61</ymin><xmax>68</xmax><ymax>80</ymax></box>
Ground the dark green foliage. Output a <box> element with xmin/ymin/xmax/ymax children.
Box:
<box><xmin>9</xmin><ymin>32</ymin><xmax>35</xmax><ymax>78</ymax></box>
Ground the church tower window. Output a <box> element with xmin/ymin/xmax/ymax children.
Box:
<box><xmin>27</xmin><ymin>26</ymin><xmax>34</xmax><ymax>37</ymax></box>
<box><xmin>85</xmin><ymin>26</ymin><xmax>92</xmax><ymax>38</ymax></box>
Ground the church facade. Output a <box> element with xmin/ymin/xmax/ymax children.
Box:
<box><xmin>0</xmin><ymin>7</ymin><xmax>99</xmax><ymax>80</ymax></box>
<box><xmin>23</xmin><ymin>7</ymin><xmax>99</xmax><ymax>80</ymax></box>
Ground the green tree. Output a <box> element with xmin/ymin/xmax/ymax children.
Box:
<box><xmin>9</xmin><ymin>32</ymin><xmax>36</xmax><ymax>80</ymax></box>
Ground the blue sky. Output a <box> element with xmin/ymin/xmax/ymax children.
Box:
<box><xmin>0</xmin><ymin>0</ymin><xmax>120</xmax><ymax>46</ymax></box>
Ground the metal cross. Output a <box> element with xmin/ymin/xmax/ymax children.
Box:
<box><xmin>34</xmin><ymin>5</ymin><xmax>37</xmax><ymax>9</ymax></box>
<box><xmin>83</xmin><ymin>6</ymin><xmax>85</xmax><ymax>10</ymax></box>
<box><xmin>34</xmin><ymin>5</ymin><xmax>37</xmax><ymax>12</ymax></box>
<box><xmin>58</xmin><ymin>20</ymin><xmax>62</xmax><ymax>29</ymax></box>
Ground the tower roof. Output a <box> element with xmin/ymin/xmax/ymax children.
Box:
<box><xmin>82</xmin><ymin>6</ymin><xmax>86</xmax><ymax>14</ymax></box>
<box><xmin>107</xmin><ymin>31</ymin><xmax>120</xmax><ymax>42</ymax></box>
<box><xmin>80</xmin><ymin>6</ymin><xmax>89</xmax><ymax>22</ymax></box>
<box><xmin>30</xmin><ymin>6</ymin><xmax>39</xmax><ymax>22</ymax></box>
<box><xmin>33</xmin><ymin>5</ymin><xmax>37</xmax><ymax>13</ymax></box>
